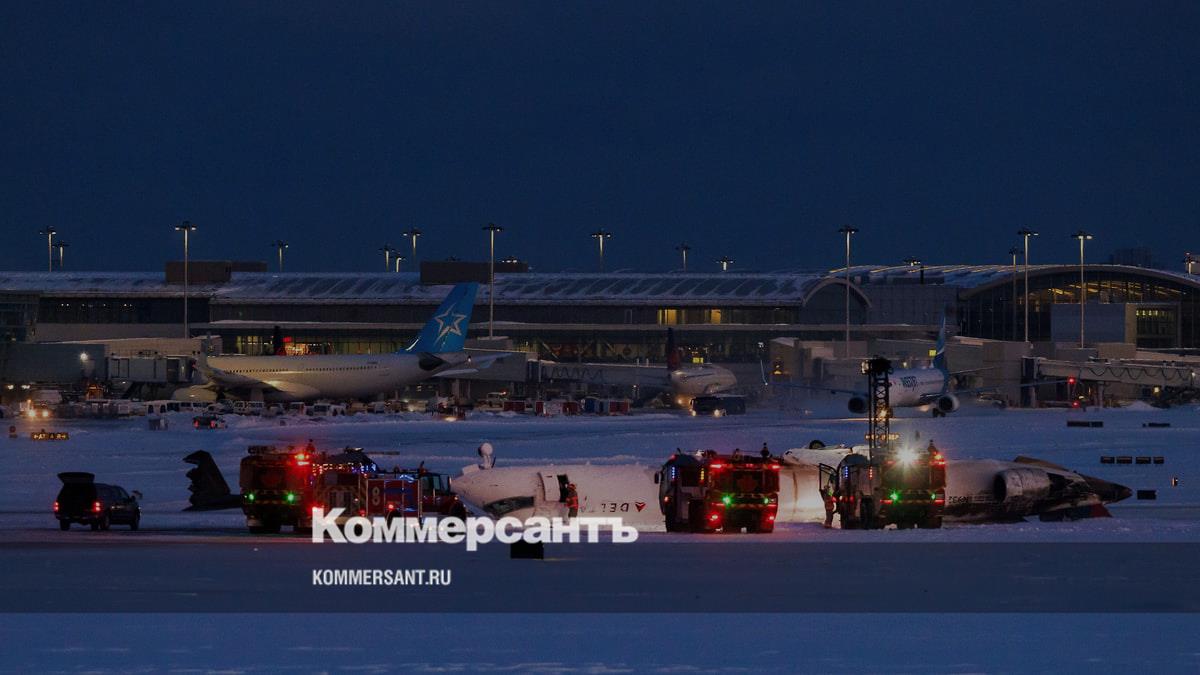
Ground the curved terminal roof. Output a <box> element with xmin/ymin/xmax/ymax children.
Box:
<box><xmin>4</xmin><ymin>265</ymin><xmax>1194</xmax><ymax>305</ymax></box>
<box><xmin>0</xmin><ymin>271</ymin><xmax>864</xmax><ymax>307</ymax></box>
<box><xmin>837</xmin><ymin>264</ymin><xmax>1200</xmax><ymax>294</ymax></box>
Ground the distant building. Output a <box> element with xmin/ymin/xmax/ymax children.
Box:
<box><xmin>0</xmin><ymin>263</ymin><xmax>1198</xmax><ymax>365</ymax></box>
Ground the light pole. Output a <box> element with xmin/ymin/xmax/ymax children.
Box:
<box><xmin>402</xmin><ymin>228</ymin><xmax>422</xmax><ymax>265</ymax></box>
<box><xmin>394</xmin><ymin>254</ymin><xmax>406</xmax><ymax>272</ymax></box>
<box><xmin>1072</xmin><ymin>230</ymin><xmax>1093</xmax><ymax>348</ymax></box>
<box><xmin>174</xmin><ymin>221</ymin><xmax>197</xmax><ymax>338</ymax></box>
<box><xmin>1017</xmin><ymin>228</ymin><xmax>1038</xmax><ymax>343</ymax></box>
<box><xmin>838</xmin><ymin>225</ymin><xmax>859</xmax><ymax>357</ymax></box>
<box><xmin>1008</xmin><ymin>247</ymin><xmax>1022</xmax><ymax>341</ymax></box>
<box><xmin>1186</xmin><ymin>252</ymin><xmax>1196</xmax><ymax>275</ymax></box>
<box><xmin>56</xmin><ymin>241</ymin><xmax>69</xmax><ymax>270</ymax></box>
<box><xmin>38</xmin><ymin>227</ymin><xmax>56</xmax><ymax>272</ymax></box>
<box><xmin>270</xmin><ymin>240</ymin><xmax>288</xmax><ymax>272</ymax></box>
<box><xmin>590</xmin><ymin>229</ymin><xmax>612</xmax><ymax>271</ymax></box>
<box><xmin>676</xmin><ymin>243</ymin><xmax>691</xmax><ymax>272</ymax></box>
<box><xmin>717</xmin><ymin>256</ymin><xmax>734</xmax><ymax>272</ymax></box>
<box><xmin>379</xmin><ymin>245</ymin><xmax>393</xmax><ymax>271</ymax></box>
<box><xmin>483</xmin><ymin>223</ymin><xmax>503</xmax><ymax>338</ymax></box>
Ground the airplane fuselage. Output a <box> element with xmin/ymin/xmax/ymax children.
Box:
<box><xmin>452</xmin><ymin>448</ymin><xmax>1128</xmax><ymax>530</ymax></box>
<box><xmin>201</xmin><ymin>352</ymin><xmax>467</xmax><ymax>402</ymax></box>
<box><xmin>886</xmin><ymin>367</ymin><xmax>947</xmax><ymax>407</ymax></box>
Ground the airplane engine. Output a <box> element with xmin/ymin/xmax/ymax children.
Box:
<box><xmin>993</xmin><ymin>468</ymin><xmax>1053</xmax><ymax>505</ymax></box>
<box><xmin>936</xmin><ymin>393</ymin><xmax>960</xmax><ymax>413</ymax></box>
<box><xmin>847</xmin><ymin>396</ymin><xmax>868</xmax><ymax>415</ymax></box>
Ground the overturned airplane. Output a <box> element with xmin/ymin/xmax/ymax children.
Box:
<box><xmin>451</xmin><ymin>443</ymin><xmax>1132</xmax><ymax>530</ymax></box>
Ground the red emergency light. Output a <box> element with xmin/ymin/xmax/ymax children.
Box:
<box><xmin>52</xmin><ymin>501</ymin><xmax>59</xmax><ymax>512</ymax></box>
<box><xmin>92</xmin><ymin>501</ymin><xmax>102</xmax><ymax>513</ymax></box>
<box><xmin>709</xmin><ymin>463</ymin><xmax>725</xmax><ymax>470</ymax></box>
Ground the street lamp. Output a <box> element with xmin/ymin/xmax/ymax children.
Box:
<box><xmin>1071</xmin><ymin>230</ymin><xmax>1093</xmax><ymax>347</ymax></box>
<box><xmin>676</xmin><ymin>243</ymin><xmax>691</xmax><ymax>272</ymax></box>
<box><xmin>837</xmin><ymin>225</ymin><xmax>859</xmax><ymax>357</ymax></box>
<box><xmin>174</xmin><ymin>221</ymin><xmax>197</xmax><ymax>338</ymax></box>
<box><xmin>270</xmin><ymin>240</ymin><xmax>288</xmax><ymax>272</ymax></box>
<box><xmin>500</xmin><ymin>256</ymin><xmax>521</xmax><ymax>265</ymax></box>
<box><xmin>56</xmin><ymin>241</ymin><xmax>69</xmax><ymax>270</ymax></box>
<box><xmin>401</xmin><ymin>228</ymin><xmax>422</xmax><ymax>265</ymax></box>
<box><xmin>717</xmin><ymin>256</ymin><xmax>734</xmax><ymax>272</ymax></box>
<box><xmin>1017</xmin><ymin>228</ymin><xmax>1038</xmax><ymax>343</ymax></box>
<box><xmin>379</xmin><ymin>245</ymin><xmax>393</xmax><ymax>271</ymax></box>
<box><xmin>1008</xmin><ymin>247</ymin><xmax>1022</xmax><ymax>342</ymax></box>
<box><xmin>483</xmin><ymin>222</ymin><xmax>503</xmax><ymax>338</ymax></box>
<box><xmin>38</xmin><ymin>227</ymin><xmax>56</xmax><ymax>272</ymax></box>
<box><xmin>393</xmin><ymin>254</ymin><xmax>406</xmax><ymax>273</ymax></box>
<box><xmin>1185</xmin><ymin>252</ymin><xmax>1195</xmax><ymax>275</ymax></box>
<box><xmin>590</xmin><ymin>229</ymin><xmax>612</xmax><ymax>271</ymax></box>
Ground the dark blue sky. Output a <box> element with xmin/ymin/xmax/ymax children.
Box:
<box><xmin>2</xmin><ymin>2</ymin><xmax>1197</xmax><ymax>273</ymax></box>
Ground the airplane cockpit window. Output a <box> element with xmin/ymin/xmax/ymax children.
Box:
<box><xmin>483</xmin><ymin>496</ymin><xmax>535</xmax><ymax>518</ymax></box>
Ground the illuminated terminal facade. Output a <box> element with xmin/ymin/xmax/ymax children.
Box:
<box><xmin>1</xmin><ymin>262</ymin><xmax>1198</xmax><ymax>362</ymax></box>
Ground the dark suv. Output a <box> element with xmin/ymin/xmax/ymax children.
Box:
<box><xmin>54</xmin><ymin>472</ymin><xmax>141</xmax><ymax>531</ymax></box>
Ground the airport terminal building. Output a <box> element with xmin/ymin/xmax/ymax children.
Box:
<box><xmin>2</xmin><ymin>262</ymin><xmax>1199</xmax><ymax>364</ymax></box>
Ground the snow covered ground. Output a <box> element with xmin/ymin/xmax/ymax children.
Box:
<box><xmin>2</xmin><ymin>402</ymin><xmax>1198</xmax><ymax>671</ymax></box>
<box><xmin>0</xmin><ymin>401</ymin><xmax>1195</xmax><ymax>539</ymax></box>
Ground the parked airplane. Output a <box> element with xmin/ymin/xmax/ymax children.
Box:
<box><xmin>772</xmin><ymin>316</ymin><xmax>1000</xmax><ymax>416</ymax></box>
<box><xmin>529</xmin><ymin>328</ymin><xmax>736</xmax><ymax>407</ymax></box>
<box><xmin>452</xmin><ymin>443</ymin><xmax>1130</xmax><ymax>530</ymax></box>
<box><xmin>173</xmin><ymin>283</ymin><xmax>507</xmax><ymax>403</ymax></box>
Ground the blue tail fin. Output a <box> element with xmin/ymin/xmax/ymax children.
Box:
<box><xmin>404</xmin><ymin>283</ymin><xmax>479</xmax><ymax>353</ymax></box>
<box><xmin>932</xmin><ymin>313</ymin><xmax>949</xmax><ymax>378</ymax></box>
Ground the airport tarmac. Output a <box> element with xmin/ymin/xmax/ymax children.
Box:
<box><xmin>2</xmin><ymin>403</ymin><xmax>1199</xmax><ymax>670</ymax></box>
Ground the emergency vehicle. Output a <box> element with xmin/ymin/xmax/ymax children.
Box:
<box><xmin>239</xmin><ymin>446</ymin><xmax>376</xmax><ymax>533</ymax></box>
<box><xmin>657</xmin><ymin>451</ymin><xmax>780</xmax><ymax>533</ymax></box>
<box><xmin>821</xmin><ymin>444</ymin><xmax>947</xmax><ymax>529</ymax></box>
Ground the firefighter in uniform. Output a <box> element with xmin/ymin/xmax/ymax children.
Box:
<box><xmin>565</xmin><ymin>483</ymin><xmax>580</xmax><ymax>519</ymax></box>
<box><xmin>822</xmin><ymin>481</ymin><xmax>837</xmax><ymax>529</ymax></box>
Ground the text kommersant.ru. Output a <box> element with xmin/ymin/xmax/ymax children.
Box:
<box><xmin>311</xmin><ymin>507</ymin><xmax>640</xmax><ymax>551</ymax></box>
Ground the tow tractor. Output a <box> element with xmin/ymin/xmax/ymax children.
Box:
<box><xmin>819</xmin><ymin>356</ymin><xmax>947</xmax><ymax>529</ymax></box>
<box><xmin>657</xmin><ymin>451</ymin><xmax>780</xmax><ymax>533</ymax></box>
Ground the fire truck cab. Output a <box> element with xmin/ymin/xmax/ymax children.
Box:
<box><xmin>240</xmin><ymin>446</ymin><xmax>378</xmax><ymax>533</ymax></box>
<box><xmin>822</xmin><ymin>443</ymin><xmax>947</xmax><ymax>529</ymax></box>
<box><xmin>238</xmin><ymin>445</ymin><xmax>315</xmax><ymax>534</ymax></box>
<box><xmin>658</xmin><ymin>450</ymin><xmax>780</xmax><ymax>533</ymax></box>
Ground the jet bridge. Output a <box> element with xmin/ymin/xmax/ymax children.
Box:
<box><xmin>1029</xmin><ymin>357</ymin><xmax>1198</xmax><ymax>389</ymax></box>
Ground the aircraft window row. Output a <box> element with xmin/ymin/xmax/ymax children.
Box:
<box><xmin>230</xmin><ymin>365</ymin><xmax>376</xmax><ymax>374</ymax></box>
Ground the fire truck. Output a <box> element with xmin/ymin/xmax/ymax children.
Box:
<box><xmin>239</xmin><ymin>446</ymin><xmax>377</xmax><ymax>533</ymax></box>
<box><xmin>658</xmin><ymin>451</ymin><xmax>780</xmax><ymax>533</ymax></box>
<box><xmin>822</xmin><ymin>444</ymin><xmax>947</xmax><ymax>529</ymax></box>
<box><xmin>819</xmin><ymin>356</ymin><xmax>947</xmax><ymax>529</ymax></box>
<box><xmin>238</xmin><ymin>445</ymin><xmax>319</xmax><ymax>534</ymax></box>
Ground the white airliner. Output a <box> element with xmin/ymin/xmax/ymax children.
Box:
<box><xmin>775</xmin><ymin>316</ymin><xmax>986</xmax><ymax>416</ymax></box>
<box><xmin>452</xmin><ymin>443</ymin><xmax>1130</xmax><ymax>530</ymax></box>
<box><xmin>530</xmin><ymin>328</ymin><xmax>736</xmax><ymax>407</ymax></box>
<box><xmin>174</xmin><ymin>283</ymin><xmax>507</xmax><ymax>403</ymax></box>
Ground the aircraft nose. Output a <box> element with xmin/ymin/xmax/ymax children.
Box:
<box><xmin>1086</xmin><ymin>475</ymin><xmax>1133</xmax><ymax>503</ymax></box>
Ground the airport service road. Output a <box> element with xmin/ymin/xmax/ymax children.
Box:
<box><xmin>2</xmin><ymin>529</ymin><xmax>1199</xmax><ymax>613</ymax></box>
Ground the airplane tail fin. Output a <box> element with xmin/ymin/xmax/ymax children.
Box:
<box><xmin>404</xmin><ymin>283</ymin><xmax>479</xmax><ymax>354</ymax></box>
<box><xmin>183</xmin><ymin>450</ymin><xmax>242</xmax><ymax>511</ymax></box>
<box><xmin>932</xmin><ymin>312</ymin><xmax>949</xmax><ymax>380</ymax></box>
<box><xmin>666</xmin><ymin>328</ymin><xmax>681</xmax><ymax>371</ymax></box>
